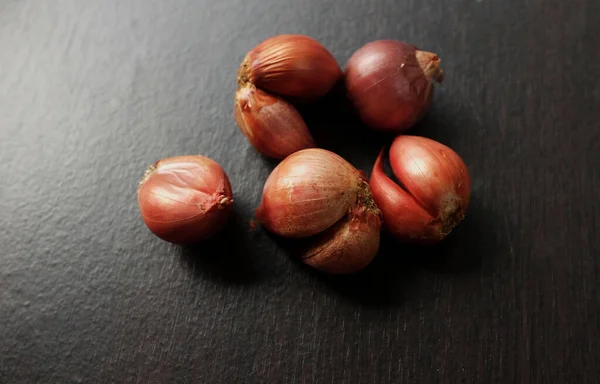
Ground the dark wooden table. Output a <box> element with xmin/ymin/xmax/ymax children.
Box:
<box><xmin>1</xmin><ymin>0</ymin><xmax>599</xmax><ymax>383</ymax></box>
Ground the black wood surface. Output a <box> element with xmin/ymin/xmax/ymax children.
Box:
<box><xmin>1</xmin><ymin>0</ymin><xmax>599</xmax><ymax>383</ymax></box>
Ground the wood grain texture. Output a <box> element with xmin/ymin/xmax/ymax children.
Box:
<box><xmin>1</xmin><ymin>0</ymin><xmax>599</xmax><ymax>383</ymax></box>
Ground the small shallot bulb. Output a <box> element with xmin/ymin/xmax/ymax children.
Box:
<box><xmin>234</xmin><ymin>84</ymin><xmax>315</xmax><ymax>159</ymax></box>
<box><xmin>345</xmin><ymin>40</ymin><xmax>444</xmax><ymax>133</ymax></box>
<box><xmin>138</xmin><ymin>156</ymin><xmax>233</xmax><ymax>244</ymax></box>
<box><xmin>370</xmin><ymin>136</ymin><xmax>471</xmax><ymax>244</ymax></box>
<box><xmin>237</xmin><ymin>34</ymin><xmax>342</xmax><ymax>101</ymax></box>
<box><xmin>256</xmin><ymin>149</ymin><xmax>382</xmax><ymax>274</ymax></box>
<box><xmin>301</xmin><ymin>203</ymin><xmax>381</xmax><ymax>274</ymax></box>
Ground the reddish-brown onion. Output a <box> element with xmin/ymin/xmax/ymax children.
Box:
<box><xmin>138</xmin><ymin>155</ymin><xmax>233</xmax><ymax>244</ymax></box>
<box><xmin>345</xmin><ymin>40</ymin><xmax>443</xmax><ymax>133</ymax></box>
<box><xmin>234</xmin><ymin>84</ymin><xmax>315</xmax><ymax>159</ymax></box>
<box><xmin>256</xmin><ymin>149</ymin><xmax>381</xmax><ymax>274</ymax></box>
<box><xmin>237</xmin><ymin>34</ymin><xmax>342</xmax><ymax>101</ymax></box>
<box><xmin>301</xmin><ymin>204</ymin><xmax>381</xmax><ymax>274</ymax></box>
<box><xmin>370</xmin><ymin>136</ymin><xmax>470</xmax><ymax>244</ymax></box>
<box><xmin>257</xmin><ymin>149</ymin><xmax>364</xmax><ymax>238</ymax></box>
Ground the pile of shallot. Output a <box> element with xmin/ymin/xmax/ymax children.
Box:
<box><xmin>138</xmin><ymin>34</ymin><xmax>471</xmax><ymax>274</ymax></box>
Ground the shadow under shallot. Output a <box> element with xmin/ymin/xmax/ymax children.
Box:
<box><xmin>264</xmin><ymin>228</ymin><xmax>421</xmax><ymax>308</ymax></box>
<box><xmin>296</xmin><ymin>80</ymin><xmax>392</xmax><ymax>170</ymax></box>
<box><xmin>262</xmin><ymin>195</ymin><xmax>494</xmax><ymax>306</ymax></box>
<box><xmin>415</xmin><ymin>196</ymin><xmax>497</xmax><ymax>275</ymax></box>
<box><xmin>179</xmin><ymin>210</ymin><xmax>259</xmax><ymax>285</ymax></box>
<box><xmin>313</xmin><ymin>235</ymin><xmax>422</xmax><ymax>307</ymax></box>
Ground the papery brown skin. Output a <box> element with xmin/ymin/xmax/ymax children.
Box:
<box><xmin>369</xmin><ymin>136</ymin><xmax>470</xmax><ymax>244</ymax></box>
<box><xmin>345</xmin><ymin>40</ymin><xmax>444</xmax><ymax>133</ymax></box>
<box><xmin>234</xmin><ymin>84</ymin><xmax>315</xmax><ymax>159</ymax></box>
<box><xmin>138</xmin><ymin>156</ymin><xmax>233</xmax><ymax>244</ymax></box>
<box><xmin>238</xmin><ymin>34</ymin><xmax>343</xmax><ymax>101</ymax></box>
<box><xmin>255</xmin><ymin>149</ymin><xmax>364</xmax><ymax>238</ymax></box>
<box><xmin>302</xmin><ymin>204</ymin><xmax>381</xmax><ymax>274</ymax></box>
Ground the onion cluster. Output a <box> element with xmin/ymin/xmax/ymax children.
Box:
<box><xmin>234</xmin><ymin>35</ymin><xmax>342</xmax><ymax>159</ymax></box>
<box><xmin>370</xmin><ymin>136</ymin><xmax>471</xmax><ymax>243</ymax></box>
<box><xmin>137</xmin><ymin>35</ymin><xmax>472</xmax><ymax>275</ymax></box>
<box><xmin>256</xmin><ymin>149</ymin><xmax>381</xmax><ymax>274</ymax></box>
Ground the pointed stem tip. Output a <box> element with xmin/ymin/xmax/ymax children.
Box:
<box><xmin>415</xmin><ymin>50</ymin><xmax>444</xmax><ymax>83</ymax></box>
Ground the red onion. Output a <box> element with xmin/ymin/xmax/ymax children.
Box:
<box><xmin>237</xmin><ymin>34</ymin><xmax>342</xmax><ymax>101</ymax></box>
<box><xmin>234</xmin><ymin>84</ymin><xmax>315</xmax><ymax>159</ymax></box>
<box><xmin>256</xmin><ymin>149</ymin><xmax>381</xmax><ymax>273</ymax></box>
<box><xmin>370</xmin><ymin>136</ymin><xmax>470</xmax><ymax>244</ymax></box>
<box><xmin>234</xmin><ymin>34</ymin><xmax>342</xmax><ymax>158</ymax></box>
<box><xmin>138</xmin><ymin>156</ymin><xmax>233</xmax><ymax>244</ymax></box>
<box><xmin>345</xmin><ymin>40</ymin><xmax>443</xmax><ymax>133</ymax></box>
